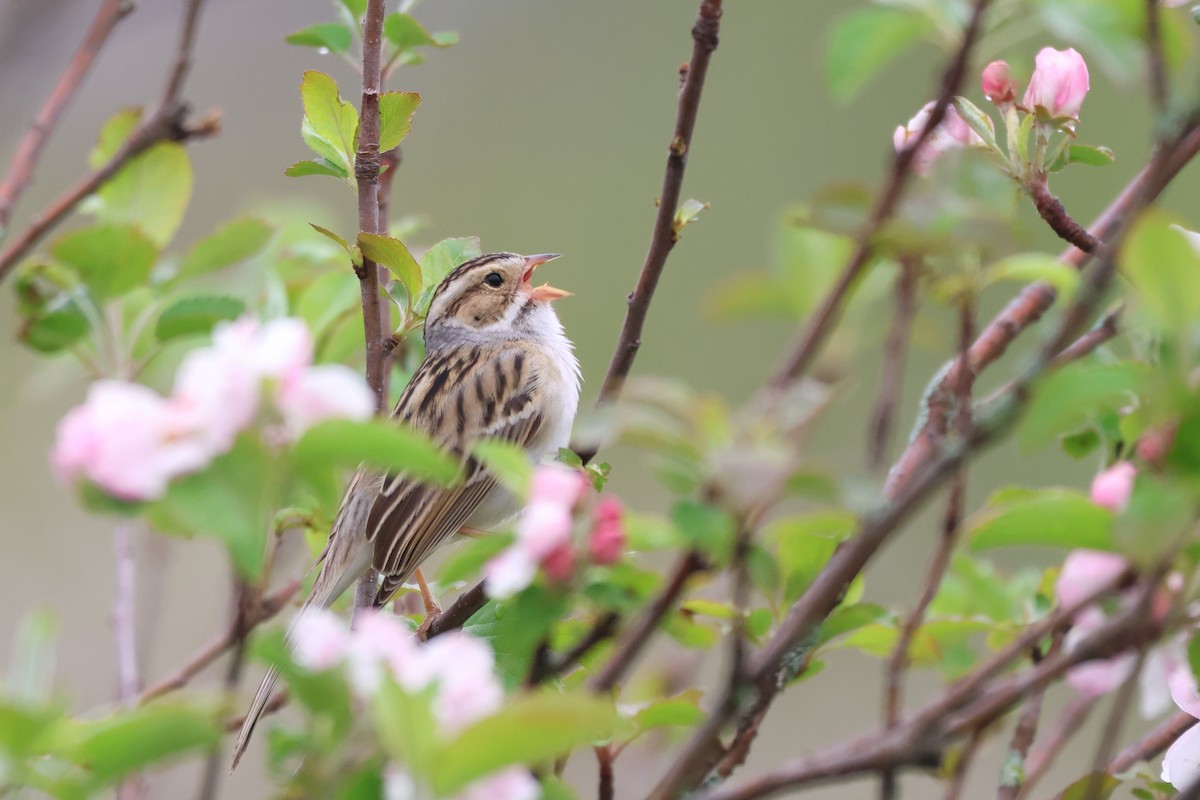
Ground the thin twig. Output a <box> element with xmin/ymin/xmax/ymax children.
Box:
<box><xmin>529</xmin><ymin>612</ymin><xmax>620</xmax><ymax>686</ymax></box>
<box><xmin>137</xmin><ymin>579</ymin><xmax>300</xmax><ymax>704</ymax></box>
<box><xmin>596</xmin><ymin>745</ymin><xmax>615</xmax><ymax>800</ymax></box>
<box><xmin>421</xmin><ymin>582</ymin><xmax>488</xmax><ymax>640</ymax></box>
<box><xmin>1026</xmin><ymin>179</ymin><xmax>1100</xmax><ymax>253</ymax></box>
<box><xmin>868</xmin><ymin>258</ymin><xmax>919</xmax><ymax>470</ymax></box>
<box><xmin>996</xmin><ymin>637</ymin><xmax>1058</xmax><ymax>800</ymax></box>
<box><xmin>0</xmin><ymin>0</ymin><xmax>217</xmax><ymax>283</ymax></box>
<box><xmin>0</xmin><ymin>0</ymin><xmax>133</xmax><ymax>232</ymax></box>
<box><xmin>1107</xmin><ymin>709</ymin><xmax>1197</xmax><ymax>774</ymax></box>
<box><xmin>196</xmin><ymin>579</ymin><xmax>253</xmax><ymax>800</ymax></box>
<box><xmin>943</xmin><ymin>728</ymin><xmax>984</xmax><ymax>800</ymax></box>
<box><xmin>590</xmin><ymin>552</ymin><xmax>706</xmax><ymax>694</ymax></box>
<box><xmin>113</xmin><ymin>522</ymin><xmax>145</xmax><ymax>800</ymax></box>
<box><xmin>1017</xmin><ymin>695</ymin><xmax>1093</xmax><ymax>798</ymax></box>
<box><xmin>592</xmin><ymin>0</ymin><xmax>724</xmax><ymax>411</ymax></box>
<box><xmin>767</xmin><ymin>0</ymin><xmax>990</xmax><ymax>390</ymax></box>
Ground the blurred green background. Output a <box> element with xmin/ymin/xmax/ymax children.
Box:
<box><xmin>0</xmin><ymin>0</ymin><xmax>1193</xmax><ymax>796</ymax></box>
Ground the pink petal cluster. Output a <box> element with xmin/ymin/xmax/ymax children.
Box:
<box><xmin>484</xmin><ymin>465</ymin><xmax>589</xmax><ymax>598</ymax></box>
<box><xmin>892</xmin><ymin>101</ymin><xmax>984</xmax><ymax>174</ymax></box>
<box><xmin>588</xmin><ymin>496</ymin><xmax>626</xmax><ymax>565</ymax></box>
<box><xmin>1056</xmin><ymin>550</ymin><xmax>1134</xmax><ymax>697</ymax></box>
<box><xmin>1089</xmin><ymin>461</ymin><xmax>1136</xmax><ymax>513</ymax></box>
<box><xmin>295</xmin><ymin>611</ymin><xmax>534</xmax><ymax>800</ymax></box>
<box><xmin>51</xmin><ymin>317</ymin><xmax>374</xmax><ymax>502</ymax></box>
<box><xmin>1164</xmin><ymin>659</ymin><xmax>1200</xmax><ymax>788</ymax></box>
<box><xmin>1023</xmin><ymin>47</ymin><xmax>1090</xmax><ymax>120</ymax></box>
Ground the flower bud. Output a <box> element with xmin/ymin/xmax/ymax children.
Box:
<box><xmin>588</xmin><ymin>496</ymin><xmax>626</xmax><ymax>565</ymax></box>
<box><xmin>1023</xmin><ymin>47</ymin><xmax>1089</xmax><ymax>119</ymax></box>
<box><xmin>981</xmin><ymin>60</ymin><xmax>1016</xmax><ymax>105</ymax></box>
<box><xmin>1089</xmin><ymin>461</ymin><xmax>1136</xmax><ymax>513</ymax></box>
<box><xmin>893</xmin><ymin>101</ymin><xmax>984</xmax><ymax>174</ymax></box>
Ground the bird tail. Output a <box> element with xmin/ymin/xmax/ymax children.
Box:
<box><xmin>229</xmin><ymin>514</ymin><xmax>371</xmax><ymax>771</ymax></box>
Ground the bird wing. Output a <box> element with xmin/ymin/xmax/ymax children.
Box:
<box><xmin>365</xmin><ymin>342</ymin><xmax>544</xmax><ymax>604</ymax></box>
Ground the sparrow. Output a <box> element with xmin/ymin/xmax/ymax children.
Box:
<box><xmin>231</xmin><ymin>252</ymin><xmax>580</xmax><ymax>767</ymax></box>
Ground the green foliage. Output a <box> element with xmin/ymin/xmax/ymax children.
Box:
<box><xmin>89</xmin><ymin>107</ymin><xmax>142</xmax><ymax>168</ymax></box>
<box><xmin>1035</xmin><ymin>0</ymin><xmax>1192</xmax><ymax>79</ymax></box>
<box><xmin>297</xmin><ymin>70</ymin><xmax>360</xmax><ymax>180</ymax></box>
<box><xmin>175</xmin><ymin>217</ymin><xmax>273</xmax><ymax>280</ymax></box>
<box><xmin>292</xmin><ymin>419</ymin><xmax>460</xmax><ymax>491</ymax></box>
<box><xmin>52</xmin><ymin>224</ymin><xmax>158</xmax><ymax>300</ymax></box>
<box><xmin>436</xmin><ymin>532</ymin><xmax>513</xmax><ymax>585</ymax></box>
<box><xmin>153</xmin><ymin>295</ymin><xmax>247</xmax><ymax>341</ymax></box>
<box><xmin>1020</xmin><ymin>362</ymin><xmax>1147</xmax><ymax>451</ymax></box>
<box><xmin>466</xmin><ymin>587</ymin><xmax>568</xmax><ymax>690</ymax></box>
<box><xmin>379</xmin><ymin>92</ymin><xmax>422</xmax><ymax>152</ymax></box>
<box><xmin>968</xmin><ymin>488</ymin><xmax>1115</xmax><ymax>552</ymax></box>
<box><xmin>357</xmin><ymin>232</ymin><xmax>422</xmax><ymax>303</ymax></box>
<box><xmin>825</xmin><ymin>7</ymin><xmax>934</xmax><ymax>103</ymax></box>
<box><xmin>984</xmin><ymin>253</ymin><xmax>1079</xmax><ymax>299</ymax></box>
<box><xmin>93</xmin><ymin>143</ymin><xmax>193</xmax><ymax>247</ymax></box>
<box><xmin>1123</xmin><ymin>211</ymin><xmax>1200</xmax><ymax>342</ymax></box>
<box><xmin>286</xmin><ymin>23</ymin><xmax>353</xmax><ymax>52</ymax></box>
<box><xmin>58</xmin><ymin>703</ymin><xmax>219</xmax><ymax>780</ymax></box>
<box><xmin>416</xmin><ymin>237</ymin><xmax>483</xmax><ymax>315</ymax></box>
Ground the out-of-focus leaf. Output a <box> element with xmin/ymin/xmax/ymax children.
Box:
<box><xmin>297</xmin><ymin>270</ymin><xmax>359</xmax><ymax>342</ymax></box>
<box><xmin>1020</xmin><ymin>362</ymin><xmax>1147</xmax><ymax>451</ymax></box>
<box><xmin>383</xmin><ymin>13</ymin><xmax>436</xmax><ymax>50</ymax></box>
<box><xmin>7</xmin><ymin>612</ymin><xmax>57</xmax><ymax>704</ymax></box>
<box><xmin>293</xmin><ymin>419</ymin><xmax>459</xmax><ymax>487</ymax></box>
<box><xmin>825</xmin><ymin>8</ymin><xmax>933</xmax><ymax>103</ymax></box>
<box><xmin>773</xmin><ymin>511</ymin><xmax>856</xmax><ymax>602</ymax></box>
<box><xmin>1054</xmin><ymin>771</ymin><xmax>1121</xmax><ymax>800</ymax></box>
<box><xmin>984</xmin><ymin>253</ymin><xmax>1079</xmax><ymax>299</ymax></box>
<box><xmin>358</xmin><ymin>233</ymin><xmax>421</xmax><ymax>297</ymax></box>
<box><xmin>952</xmin><ymin>97</ymin><xmax>998</xmax><ymax>151</ymax></box>
<box><xmin>176</xmin><ymin>218</ymin><xmax>272</xmax><ymax>280</ymax></box>
<box><xmin>95</xmin><ymin>142</ymin><xmax>192</xmax><ymax>247</ymax></box>
<box><xmin>89</xmin><ymin>107</ymin><xmax>142</xmax><ymax>169</ymax></box>
<box><xmin>968</xmin><ymin>487</ymin><xmax>1115</xmax><ymax>551</ymax></box>
<box><xmin>416</xmin><ymin>237</ymin><xmax>482</xmax><ymax>314</ymax></box>
<box><xmin>286</xmin><ymin>23</ymin><xmax>353</xmax><ymax>52</ymax></box>
<box><xmin>671</xmin><ymin>500</ymin><xmax>734</xmax><ymax>563</ymax></box>
<box><xmin>465</xmin><ymin>587</ymin><xmax>567</xmax><ymax>690</ymax></box>
<box><xmin>379</xmin><ymin>92</ymin><xmax>421</xmax><ymax>152</ymax></box>
<box><xmin>285</xmin><ymin>159</ymin><xmax>351</xmax><ymax>180</ymax></box>
<box><xmin>437</xmin><ymin>532</ymin><xmax>513</xmax><ymax>585</ymax></box>
<box><xmin>253</xmin><ymin>630</ymin><xmax>354</xmax><ymax>732</ymax></box>
<box><xmin>154</xmin><ymin>296</ymin><xmax>246</xmax><ymax>341</ymax></box>
<box><xmin>633</xmin><ymin>690</ymin><xmax>706</xmax><ymax>731</ymax></box>
<box><xmin>673</xmin><ymin>199</ymin><xmax>710</xmax><ymax>235</ymax></box>
<box><xmin>52</xmin><ymin>224</ymin><xmax>157</xmax><ymax>300</ymax></box>
<box><xmin>372</xmin><ymin>679</ymin><xmax>438</xmax><ymax>775</ymax></box>
<box><xmin>1123</xmin><ymin>211</ymin><xmax>1200</xmax><ymax>335</ymax></box>
<box><xmin>1060</xmin><ymin>428</ymin><xmax>1101</xmax><ymax>460</ymax></box>
<box><xmin>1037</xmin><ymin>0</ymin><xmax>1190</xmax><ymax>79</ymax></box>
<box><xmin>816</xmin><ymin>603</ymin><xmax>891</xmax><ymax>647</ymax></box>
<box><xmin>471</xmin><ymin>439</ymin><xmax>532</xmax><ymax>497</ymax></box>
<box><xmin>339</xmin><ymin>0</ymin><xmax>367</xmax><ymax>16</ymax></box>
<box><xmin>19</xmin><ymin>295</ymin><xmax>90</xmax><ymax>353</ymax></box>
<box><xmin>57</xmin><ymin>703</ymin><xmax>218</xmax><ymax>779</ymax></box>
<box><xmin>430</xmin><ymin>692</ymin><xmax>621</xmax><ymax>794</ymax></box>
<box><xmin>301</xmin><ymin>71</ymin><xmax>359</xmax><ymax>172</ymax></box>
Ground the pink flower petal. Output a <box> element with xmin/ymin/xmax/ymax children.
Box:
<box><xmin>1056</xmin><ymin>549</ymin><xmax>1128</xmax><ymax>609</ymax></box>
<box><xmin>1023</xmin><ymin>47</ymin><xmax>1090</xmax><ymax>119</ymax></box>
<box><xmin>275</xmin><ymin>364</ymin><xmax>375</xmax><ymax>437</ymax></box>
<box><xmin>1089</xmin><ymin>461</ymin><xmax>1136</xmax><ymax>513</ymax></box>
<box><xmin>292</xmin><ymin>609</ymin><xmax>351</xmax><ymax>671</ymax></box>
<box><xmin>1163</xmin><ymin>721</ymin><xmax>1200</xmax><ymax>788</ymax></box>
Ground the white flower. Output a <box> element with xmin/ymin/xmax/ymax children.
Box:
<box><xmin>275</xmin><ymin>364</ymin><xmax>375</xmax><ymax>437</ymax></box>
<box><xmin>291</xmin><ymin>609</ymin><xmax>352</xmax><ymax>671</ymax></box>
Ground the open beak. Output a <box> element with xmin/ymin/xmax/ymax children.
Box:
<box><xmin>522</xmin><ymin>253</ymin><xmax>571</xmax><ymax>302</ymax></box>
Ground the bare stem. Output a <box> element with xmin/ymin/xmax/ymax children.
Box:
<box><xmin>868</xmin><ymin>258</ymin><xmax>919</xmax><ymax>470</ymax></box>
<box><xmin>1027</xmin><ymin>178</ymin><xmax>1100</xmax><ymax>254</ymax></box>
<box><xmin>113</xmin><ymin>522</ymin><xmax>145</xmax><ymax>800</ymax></box>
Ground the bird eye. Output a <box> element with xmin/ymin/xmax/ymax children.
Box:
<box><xmin>484</xmin><ymin>272</ymin><xmax>504</xmax><ymax>288</ymax></box>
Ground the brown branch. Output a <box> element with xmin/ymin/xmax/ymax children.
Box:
<box><xmin>528</xmin><ymin>611</ymin><xmax>620</xmax><ymax>686</ymax></box>
<box><xmin>0</xmin><ymin>0</ymin><xmax>133</xmax><ymax>232</ymax></box>
<box><xmin>137</xmin><ymin>579</ymin><xmax>300</xmax><ymax>704</ymax></box>
<box><xmin>1027</xmin><ymin>178</ymin><xmax>1100</xmax><ymax>254</ymax></box>
<box><xmin>868</xmin><ymin>258</ymin><xmax>919</xmax><ymax>470</ymax></box>
<box><xmin>590</xmin><ymin>552</ymin><xmax>705</xmax><ymax>694</ymax></box>
<box><xmin>767</xmin><ymin>0</ymin><xmax>990</xmax><ymax>390</ymax></box>
<box><xmin>1107</xmin><ymin>709</ymin><xmax>1196</xmax><ymax>774</ymax></box>
<box><xmin>995</xmin><ymin>637</ymin><xmax>1058</xmax><ymax>800</ymax></box>
<box><xmin>421</xmin><ymin>582</ymin><xmax>488</xmax><ymax>640</ymax></box>
<box><xmin>596</xmin><ymin>744</ymin><xmax>615</xmax><ymax>800</ymax></box>
<box><xmin>943</xmin><ymin>728</ymin><xmax>983</xmax><ymax>800</ymax></box>
<box><xmin>885</xmin><ymin>119</ymin><xmax>1200</xmax><ymax>500</ymax></box>
<box><xmin>1017</xmin><ymin>695</ymin><xmax>1093</xmax><ymax>798</ymax></box>
<box><xmin>592</xmin><ymin>0</ymin><xmax>723</xmax><ymax>411</ymax></box>
<box><xmin>0</xmin><ymin>0</ymin><xmax>217</xmax><ymax>283</ymax></box>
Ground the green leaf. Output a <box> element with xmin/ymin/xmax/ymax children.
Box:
<box><xmin>357</xmin><ymin>233</ymin><xmax>421</xmax><ymax>296</ymax></box>
<box><xmin>816</xmin><ymin>603</ymin><xmax>891</xmax><ymax>646</ymax></box>
<box><xmin>1066</xmin><ymin>144</ymin><xmax>1115</xmax><ymax>167</ymax></box>
<box><xmin>58</xmin><ymin>704</ymin><xmax>218</xmax><ymax>779</ymax></box>
<box><xmin>464</xmin><ymin>587</ymin><xmax>567</xmax><ymax>690</ymax></box>
<box><xmin>825</xmin><ymin>8</ymin><xmax>933</xmax><ymax>103</ymax></box>
<box><xmin>670</xmin><ymin>500</ymin><xmax>734</xmax><ymax>563</ymax></box>
<box><xmin>1020</xmin><ymin>362</ymin><xmax>1147</xmax><ymax>451</ymax></box>
<box><xmin>285</xmin><ymin>158</ymin><xmax>351</xmax><ymax>180</ymax></box>
<box><xmin>383</xmin><ymin>13</ymin><xmax>436</xmax><ymax>51</ymax></box>
<box><xmin>95</xmin><ymin>142</ymin><xmax>192</xmax><ymax>247</ymax></box>
<box><xmin>985</xmin><ymin>253</ymin><xmax>1080</xmax><ymax>299</ymax></box>
<box><xmin>298</xmin><ymin>270</ymin><xmax>359</xmax><ymax>341</ymax></box>
<box><xmin>378</xmin><ymin>92</ymin><xmax>421</xmax><ymax>152</ymax></box>
<box><xmin>154</xmin><ymin>295</ymin><xmax>246</xmax><ymax>341</ymax></box>
<box><xmin>431</xmin><ymin>692</ymin><xmax>620</xmax><ymax>794</ymax></box>
<box><xmin>372</xmin><ymin>679</ymin><xmax>438</xmax><ymax>776</ymax></box>
<box><xmin>673</xmin><ymin>199</ymin><xmax>710</xmax><ymax>235</ymax></box>
<box><xmin>1060</xmin><ymin>428</ymin><xmax>1101</xmax><ymax>460</ymax></box>
<box><xmin>680</xmin><ymin>599</ymin><xmax>735</xmax><ymax>620</ymax></box>
<box><xmin>52</xmin><ymin>224</ymin><xmax>157</xmax><ymax>300</ymax></box>
<box><xmin>471</xmin><ymin>440</ymin><xmax>533</xmax><ymax>497</ymax></box>
<box><xmin>286</xmin><ymin>23</ymin><xmax>352</xmax><ymax>52</ymax></box>
<box><xmin>952</xmin><ymin>96</ymin><xmax>998</xmax><ymax>151</ymax></box>
<box><xmin>774</xmin><ymin>511</ymin><xmax>857</xmax><ymax>602</ymax></box>
<box><xmin>1055</xmin><ymin>771</ymin><xmax>1121</xmax><ymax>800</ymax></box>
<box><xmin>148</xmin><ymin>437</ymin><xmax>273</xmax><ymax>578</ymax></box>
<box><xmin>416</xmin><ymin>236</ymin><xmax>482</xmax><ymax>314</ymax></box>
<box><xmin>20</xmin><ymin>295</ymin><xmax>90</xmax><ymax>353</ymax></box>
<box><xmin>300</xmin><ymin>71</ymin><xmax>360</xmax><ymax>171</ymax></box>
<box><xmin>293</xmin><ymin>419</ymin><xmax>459</xmax><ymax>486</ymax></box>
<box><xmin>437</xmin><ymin>533</ymin><xmax>513</xmax><ymax>585</ymax></box>
<box><xmin>968</xmin><ymin>488</ymin><xmax>1115</xmax><ymax>551</ymax></box>
<box><xmin>177</xmin><ymin>217</ymin><xmax>272</xmax><ymax>280</ymax></box>
<box><xmin>310</xmin><ymin>223</ymin><xmax>353</xmax><ymax>254</ymax></box>
<box><xmin>339</xmin><ymin>0</ymin><xmax>367</xmax><ymax>16</ymax></box>
<box><xmin>633</xmin><ymin>690</ymin><xmax>706</xmax><ymax>731</ymax></box>
<box><xmin>253</xmin><ymin>630</ymin><xmax>354</xmax><ymax>730</ymax></box>
<box><xmin>432</xmin><ymin>31</ymin><xmax>460</xmax><ymax>47</ymax></box>
<box><xmin>1122</xmin><ymin>211</ymin><xmax>1200</xmax><ymax>335</ymax></box>
<box><xmin>89</xmin><ymin>107</ymin><xmax>142</xmax><ymax>169</ymax></box>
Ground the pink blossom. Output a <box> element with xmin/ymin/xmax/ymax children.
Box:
<box><xmin>1055</xmin><ymin>549</ymin><xmax>1129</xmax><ymax>609</ymax></box>
<box><xmin>588</xmin><ymin>496</ymin><xmax>626</xmax><ymax>565</ymax></box>
<box><xmin>893</xmin><ymin>101</ymin><xmax>984</xmax><ymax>174</ymax></box>
<box><xmin>1023</xmin><ymin>47</ymin><xmax>1089</xmax><ymax>119</ymax></box>
<box><xmin>1164</xmin><ymin>724</ymin><xmax>1200</xmax><ymax>789</ymax></box>
<box><xmin>291</xmin><ymin>608</ymin><xmax>352</xmax><ymax>671</ymax></box>
<box><xmin>1090</xmin><ymin>461</ymin><xmax>1136</xmax><ymax>513</ymax></box>
<box><xmin>1063</xmin><ymin>607</ymin><xmax>1136</xmax><ymax>697</ymax></box>
<box><xmin>483</xmin><ymin>547</ymin><xmax>539</xmax><ymax>599</ymax></box>
<box><xmin>418</xmin><ymin>633</ymin><xmax>504</xmax><ymax>734</ymax></box>
<box><xmin>275</xmin><ymin>364</ymin><xmax>375</xmax><ymax>437</ymax></box>
<box><xmin>347</xmin><ymin>611</ymin><xmax>416</xmax><ymax>693</ymax></box>
<box><xmin>516</xmin><ymin>501</ymin><xmax>573</xmax><ymax>559</ymax></box>
<box><xmin>172</xmin><ymin>341</ymin><xmax>262</xmax><ymax>453</ymax></box>
<box><xmin>250</xmin><ymin>317</ymin><xmax>313</xmax><ymax>383</ymax></box>
<box><xmin>541</xmin><ymin>543</ymin><xmax>576</xmax><ymax>583</ymax></box>
<box><xmin>51</xmin><ymin>381</ymin><xmax>209</xmax><ymax>501</ymax></box>
<box><xmin>981</xmin><ymin>60</ymin><xmax>1016</xmax><ymax>105</ymax></box>
<box><xmin>1170</xmin><ymin>663</ymin><xmax>1200</xmax><ymax>719</ymax></box>
<box><xmin>530</xmin><ymin>464</ymin><xmax>588</xmax><ymax>507</ymax></box>
<box><xmin>451</xmin><ymin>767</ymin><xmax>539</xmax><ymax>800</ymax></box>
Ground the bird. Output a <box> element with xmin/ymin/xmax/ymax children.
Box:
<box><xmin>231</xmin><ymin>252</ymin><xmax>580</xmax><ymax>768</ymax></box>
